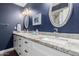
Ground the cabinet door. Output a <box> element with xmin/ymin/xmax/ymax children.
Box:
<box><xmin>22</xmin><ymin>38</ymin><xmax>49</xmax><ymax>56</ymax></box>
<box><xmin>31</xmin><ymin>41</ymin><xmax>70</xmax><ymax>56</ymax></box>
<box><xmin>17</xmin><ymin>36</ymin><xmax>24</xmax><ymax>55</ymax></box>
<box><xmin>29</xmin><ymin>47</ymin><xmax>46</xmax><ymax>56</ymax></box>
<box><xmin>13</xmin><ymin>35</ymin><xmax>23</xmax><ymax>55</ymax></box>
<box><xmin>13</xmin><ymin>36</ymin><xmax>16</xmax><ymax>50</ymax></box>
<box><xmin>13</xmin><ymin>35</ymin><xmax>16</xmax><ymax>48</ymax></box>
<box><xmin>14</xmin><ymin>35</ymin><xmax>70</xmax><ymax>56</ymax></box>
<box><xmin>13</xmin><ymin>35</ymin><xmax>18</xmax><ymax>51</ymax></box>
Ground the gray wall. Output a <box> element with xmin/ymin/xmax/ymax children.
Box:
<box><xmin>0</xmin><ymin>3</ymin><xmax>23</xmax><ymax>50</ymax></box>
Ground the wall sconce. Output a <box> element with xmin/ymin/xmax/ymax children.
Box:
<box><xmin>22</xmin><ymin>8</ymin><xmax>32</xmax><ymax>16</ymax></box>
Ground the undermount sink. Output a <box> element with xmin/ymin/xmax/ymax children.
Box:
<box><xmin>41</xmin><ymin>36</ymin><xmax>68</xmax><ymax>46</ymax></box>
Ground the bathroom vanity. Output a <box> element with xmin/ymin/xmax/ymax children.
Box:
<box><xmin>13</xmin><ymin>31</ymin><xmax>79</xmax><ymax>56</ymax></box>
<box><xmin>12</xmin><ymin>3</ymin><xmax>79</xmax><ymax>56</ymax></box>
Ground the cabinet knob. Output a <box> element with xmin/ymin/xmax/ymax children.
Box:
<box><xmin>25</xmin><ymin>41</ymin><xmax>28</xmax><ymax>44</ymax></box>
<box><xmin>19</xmin><ymin>38</ymin><xmax>21</xmax><ymax>40</ymax></box>
<box><xmin>19</xmin><ymin>45</ymin><xmax>21</xmax><ymax>47</ymax></box>
<box><xmin>19</xmin><ymin>52</ymin><xmax>21</xmax><ymax>55</ymax></box>
<box><xmin>24</xmin><ymin>50</ymin><xmax>28</xmax><ymax>53</ymax></box>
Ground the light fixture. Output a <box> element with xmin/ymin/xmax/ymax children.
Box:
<box><xmin>22</xmin><ymin>8</ymin><xmax>32</xmax><ymax>16</ymax></box>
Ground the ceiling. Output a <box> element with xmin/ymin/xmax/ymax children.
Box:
<box><xmin>14</xmin><ymin>3</ymin><xmax>27</xmax><ymax>7</ymax></box>
<box><xmin>14</xmin><ymin>3</ymin><xmax>59</xmax><ymax>7</ymax></box>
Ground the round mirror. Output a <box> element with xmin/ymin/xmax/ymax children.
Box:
<box><xmin>24</xmin><ymin>16</ymin><xmax>29</xmax><ymax>29</ymax></box>
<box><xmin>49</xmin><ymin>3</ymin><xmax>73</xmax><ymax>27</ymax></box>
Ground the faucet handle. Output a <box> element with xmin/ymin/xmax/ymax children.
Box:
<box><xmin>54</xmin><ymin>28</ymin><xmax>58</xmax><ymax>32</ymax></box>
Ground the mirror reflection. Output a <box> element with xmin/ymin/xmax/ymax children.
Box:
<box><xmin>49</xmin><ymin>3</ymin><xmax>73</xmax><ymax>27</ymax></box>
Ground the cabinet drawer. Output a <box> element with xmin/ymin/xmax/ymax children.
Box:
<box><xmin>22</xmin><ymin>46</ymin><xmax>31</xmax><ymax>56</ymax></box>
<box><xmin>17</xmin><ymin>48</ymin><xmax>22</xmax><ymax>56</ymax></box>
<box><xmin>22</xmin><ymin>38</ymin><xmax>32</xmax><ymax>48</ymax></box>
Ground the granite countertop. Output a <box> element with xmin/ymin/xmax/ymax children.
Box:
<box><xmin>13</xmin><ymin>31</ymin><xmax>79</xmax><ymax>56</ymax></box>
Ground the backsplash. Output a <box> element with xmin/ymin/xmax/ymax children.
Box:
<box><xmin>24</xmin><ymin>3</ymin><xmax>79</xmax><ymax>34</ymax></box>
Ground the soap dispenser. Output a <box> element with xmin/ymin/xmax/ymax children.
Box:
<box><xmin>17</xmin><ymin>23</ymin><xmax>21</xmax><ymax>32</ymax></box>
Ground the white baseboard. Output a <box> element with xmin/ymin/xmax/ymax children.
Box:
<box><xmin>0</xmin><ymin>48</ymin><xmax>14</xmax><ymax>55</ymax></box>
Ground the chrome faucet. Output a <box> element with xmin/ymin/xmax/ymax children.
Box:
<box><xmin>54</xmin><ymin>28</ymin><xmax>58</xmax><ymax>36</ymax></box>
<box><xmin>54</xmin><ymin>28</ymin><xmax>58</xmax><ymax>33</ymax></box>
<box><xmin>36</xmin><ymin>29</ymin><xmax>39</xmax><ymax>35</ymax></box>
<box><xmin>26</xmin><ymin>29</ymin><xmax>29</xmax><ymax>32</ymax></box>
